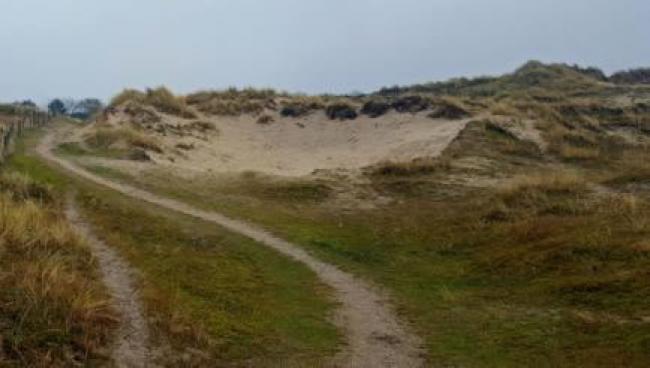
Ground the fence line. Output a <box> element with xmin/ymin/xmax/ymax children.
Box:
<box><xmin>0</xmin><ymin>110</ymin><xmax>49</xmax><ymax>160</ymax></box>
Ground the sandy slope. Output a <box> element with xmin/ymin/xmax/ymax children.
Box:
<box><xmin>93</xmin><ymin>109</ymin><xmax>471</xmax><ymax>177</ymax></box>
<box><xmin>40</xmin><ymin>127</ymin><xmax>425</xmax><ymax>368</ymax></box>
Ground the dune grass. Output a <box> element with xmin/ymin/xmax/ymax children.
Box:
<box><xmin>89</xmin><ymin>127</ymin><xmax>162</xmax><ymax>152</ymax></box>
<box><xmin>96</xmin><ymin>165</ymin><xmax>650</xmax><ymax>367</ymax></box>
<box><xmin>73</xmin><ymin>116</ymin><xmax>650</xmax><ymax>367</ymax></box>
<box><xmin>111</xmin><ymin>87</ymin><xmax>196</xmax><ymax>119</ymax></box>
<box><xmin>0</xmin><ymin>170</ymin><xmax>116</xmax><ymax>367</ymax></box>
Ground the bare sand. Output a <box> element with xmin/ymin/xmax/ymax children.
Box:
<box><xmin>88</xmin><ymin>108</ymin><xmax>471</xmax><ymax>177</ymax></box>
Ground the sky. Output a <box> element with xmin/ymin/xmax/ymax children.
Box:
<box><xmin>0</xmin><ymin>0</ymin><xmax>648</xmax><ymax>103</ymax></box>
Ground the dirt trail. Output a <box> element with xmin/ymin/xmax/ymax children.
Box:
<box><xmin>40</xmin><ymin>129</ymin><xmax>424</xmax><ymax>367</ymax></box>
<box><xmin>65</xmin><ymin>197</ymin><xmax>150</xmax><ymax>368</ymax></box>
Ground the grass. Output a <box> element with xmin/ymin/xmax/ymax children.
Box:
<box><xmin>369</xmin><ymin>158</ymin><xmax>451</xmax><ymax>177</ymax></box>
<box><xmin>8</xmin><ymin>129</ymin><xmax>342</xmax><ymax>366</ymax></box>
<box><xmin>186</xmin><ymin>88</ymin><xmax>276</xmax><ymax>116</ymax></box>
<box><xmin>82</xmin><ymin>127</ymin><xmax>163</xmax><ymax>158</ymax></box>
<box><xmin>75</xmin><ymin>110</ymin><xmax>650</xmax><ymax>367</ymax></box>
<box><xmin>0</xmin><ymin>169</ymin><xmax>116</xmax><ymax>367</ymax></box>
<box><xmin>110</xmin><ymin>167</ymin><xmax>650</xmax><ymax>367</ymax></box>
<box><xmin>110</xmin><ymin>87</ymin><xmax>196</xmax><ymax>119</ymax></box>
<box><xmin>31</xmin><ymin>60</ymin><xmax>650</xmax><ymax>366</ymax></box>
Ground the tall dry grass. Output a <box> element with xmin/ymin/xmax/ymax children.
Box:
<box><xmin>0</xmin><ymin>174</ymin><xmax>116</xmax><ymax>366</ymax></box>
<box><xmin>110</xmin><ymin>87</ymin><xmax>196</xmax><ymax>119</ymax></box>
<box><xmin>186</xmin><ymin>88</ymin><xmax>278</xmax><ymax>116</ymax></box>
<box><xmin>85</xmin><ymin>127</ymin><xmax>163</xmax><ymax>153</ymax></box>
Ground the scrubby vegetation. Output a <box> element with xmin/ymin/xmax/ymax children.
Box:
<box><xmin>360</xmin><ymin>100</ymin><xmax>391</xmax><ymax>118</ymax></box>
<box><xmin>280</xmin><ymin>96</ymin><xmax>326</xmax><ymax>118</ymax></box>
<box><xmin>428</xmin><ymin>98</ymin><xmax>471</xmax><ymax>120</ymax></box>
<box><xmin>325</xmin><ymin>103</ymin><xmax>358</xmax><ymax>120</ymax></box>
<box><xmin>377</xmin><ymin>61</ymin><xmax>612</xmax><ymax>98</ymax></box>
<box><xmin>84</xmin><ymin>127</ymin><xmax>162</xmax><ymax>154</ymax></box>
<box><xmin>23</xmin><ymin>60</ymin><xmax>650</xmax><ymax>366</ymax></box>
<box><xmin>186</xmin><ymin>88</ymin><xmax>278</xmax><ymax>116</ymax></box>
<box><xmin>110</xmin><ymin>87</ymin><xmax>196</xmax><ymax>119</ymax></box>
<box><xmin>610</xmin><ymin>68</ymin><xmax>650</xmax><ymax>85</ymax></box>
<box><xmin>0</xmin><ymin>171</ymin><xmax>116</xmax><ymax>367</ymax></box>
<box><xmin>370</xmin><ymin>158</ymin><xmax>451</xmax><ymax>176</ymax></box>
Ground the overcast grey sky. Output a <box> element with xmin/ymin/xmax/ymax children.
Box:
<box><xmin>1</xmin><ymin>0</ymin><xmax>648</xmax><ymax>103</ymax></box>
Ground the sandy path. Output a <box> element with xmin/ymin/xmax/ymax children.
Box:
<box><xmin>65</xmin><ymin>197</ymin><xmax>150</xmax><ymax>368</ymax></box>
<box><xmin>39</xmin><ymin>129</ymin><xmax>424</xmax><ymax>367</ymax></box>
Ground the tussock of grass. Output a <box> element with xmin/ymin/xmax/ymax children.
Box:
<box><xmin>186</xmin><ymin>88</ymin><xmax>277</xmax><ymax>116</ymax></box>
<box><xmin>483</xmin><ymin>173</ymin><xmax>593</xmax><ymax>222</ymax></box>
<box><xmin>0</xmin><ymin>172</ymin><xmax>54</xmax><ymax>203</ymax></box>
<box><xmin>500</xmin><ymin>173</ymin><xmax>587</xmax><ymax>198</ymax></box>
<box><xmin>557</xmin><ymin>145</ymin><xmax>601</xmax><ymax>160</ymax></box>
<box><xmin>0</xmin><ymin>189</ymin><xmax>116</xmax><ymax>366</ymax></box>
<box><xmin>111</xmin><ymin>87</ymin><xmax>196</xmax><ymax>119</ymax></box>
<box><xmin>370</xmin><ymin>158</ymin><xmax>451</xmax><ymax>176</ymax></box>
<box><xmin>85</xmin><ymin>127</ymin><xmax>163</xmax><ymax>153</ymax></box>
<box><xmin>110</xmin><ymin>89</ymin><xmax>146</xmax><ymax>106</ymax></box>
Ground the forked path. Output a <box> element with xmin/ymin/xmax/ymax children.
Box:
<box><xmin>65</xmin><ymin>197</ymin><xmax>150</xmax><ymax>367</ymax></box>
<box><xmin>38</xmin><ymin>129</ymin><xmax>424</xmax><ymax>368</ymax></box>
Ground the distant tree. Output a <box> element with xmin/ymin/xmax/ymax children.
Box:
<box><xmin>48</xmin><ymin>99</ymin><xmax>67</xmax><ymax>116</ymax></box>
<box><xmin>70</xmin><ymin>98</ymin><xmax>103</xmax><ymax>120</ymax></box>
<box><xmin>17</xmin><ymin>100</ymin><xmax>37</xmax><ymax>108</ymax></box>
<box><xmin>610</xmin><ymin>68</ymin><xmax>650</xmax><ymax>85</ymax></box>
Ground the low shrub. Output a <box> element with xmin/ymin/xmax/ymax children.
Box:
<box><xmin>391</xmin><ymin>95</ymin><xmax>431</xmax><ymax>113</ymax></box>
<box><xmin>360</xmin><ymin>100</ymin><xmax>391</xmax><ymax>118</ymax></box>
<box><xmin>325</xmin><ymin>103</ymin><xmax>358</xmax><ymax>120</ymax></box>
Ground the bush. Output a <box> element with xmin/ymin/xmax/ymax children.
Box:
<box><xmin>392</xmin><ymin>95</ymin><xmax>431</xmax><ymax>113</ymax></box>
<box><xmin>609</xmin><ymin>68</ymin><xmax>650</xmax><ymax>84</ymax></box>
<box><xmin>325</xmin><ymin>103</ymin><xmax>358</xmax><ymax>120</ymax></box>
<box><xmin>360</xmin><ymin>100</ymin><xmax>391</xmax><ymax>118</ymax></box>
<box><xmin>280</xmin><ymin>98</ymin><xmax>324</xmax><ymax>118</ymax></box>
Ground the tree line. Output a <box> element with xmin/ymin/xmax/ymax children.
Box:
<box><xmin>47</xmin><ymin>98</ymin><xmax>104</xmax><ymax>120</ymax></box>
